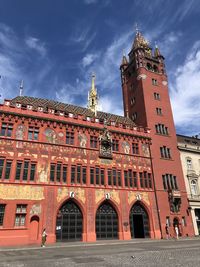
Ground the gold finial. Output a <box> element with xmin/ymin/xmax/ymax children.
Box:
<box><xmin>91</xmin><ymin>72</ymin><xmax>96</xmax><ymax>91</ymax></box>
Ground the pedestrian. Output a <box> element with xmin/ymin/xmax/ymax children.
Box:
<box><xmin>174</xmin><ymin>225</ymin><xmax>179</xmax><ymax>240</ymax></box>
<box><xmin>41</xmin><ymin>228</ymin><xmax>47</xmax><ymax>247</ymax></box>
<box><xmin>165</xmin><ymin>224</ymin><xmax>170</xmax><ymax>239</ymax></box>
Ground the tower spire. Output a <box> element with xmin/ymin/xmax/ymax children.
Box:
<box><xmin>88</xmin><ymin>73</ymin><xmax>98</xmax><ymax>115</ymax></box>
<box><xmin>19</xmin><ymin>80</ymin><xmax>24</xmax><ymax>96</ymax></box>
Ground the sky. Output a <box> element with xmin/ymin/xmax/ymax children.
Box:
<box><xmin>0</xmin><ymin>0</ymin><xmax>199</xmax><ymax>136</ymax></box>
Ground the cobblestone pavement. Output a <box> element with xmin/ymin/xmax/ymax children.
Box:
<box><xmin>0</xmin><ymin>238</ymin><xmax>200</xmax><ymax>267</ymax></box>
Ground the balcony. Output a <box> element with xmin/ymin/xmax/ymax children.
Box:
<box><xmin>168</xmin><ymin>190</ymin><xmax>181</xmax><ymax>198</ymax></box>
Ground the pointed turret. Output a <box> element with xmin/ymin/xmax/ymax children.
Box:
<box><xmin>88</xmin><ymin>73</ymin><xmax>98</xmax><ymax>115</ymax></box>
<box><xmin>154</xmin><ymin>44</ymin><xmax>164</xmax><ymax>59</ymax></box>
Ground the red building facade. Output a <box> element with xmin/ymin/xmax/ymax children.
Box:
<box><xmin>0</xmin><ymin>31</ymin><xmax>194</xmax><ymax>246</ymax></box>
<box><xmin>120</xmin><ymin>31</ymin><xmax>194</xmax><ymax>238</ymax></box>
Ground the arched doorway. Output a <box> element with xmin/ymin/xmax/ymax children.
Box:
<box><xmin>30</xmin><ymin>216</ymin><xmax>39</xmax><ymax>241</ymax></box>
<box><xmin>56</xmin><ymin>200</ymin><xmax>83</xmax><ymax>242</ymax></box>
<box><xmin>130</xmin><ymin>202</ymin><xmax>150</xmax><ymax>238</ymax></box>
<box><xmin>96</xmin><ymin>201</ymin><xmax>118</xmax><ymax>240</ymax></box>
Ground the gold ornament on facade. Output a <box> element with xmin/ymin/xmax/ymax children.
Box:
<box><xmin>0</xmin><ymin>185</ymin><xmax>44</xmax><ymax>200</ymax></box>
<box><xmin>128</xmin><ymin>191</ymin><xmax>150</xmax><ymax>206</ymax></box>
<box><xmin>57</xmin><ymin>187</ymin><xmax>86</xmax><ymax>204</ymax></box>
<box><xmin>95</xmin><ymin>189</ymin><xmax>120</xmax><ymax>205</ymax></box>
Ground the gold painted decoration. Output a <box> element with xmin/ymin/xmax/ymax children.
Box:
<box><xmin>128</xmin><ymin>191</ymin><xmax>150</xmax><ymax>206</ymax></box>
<box><xmin>30</xmin><ymin>204</ymin><xmax>41</xmax><ymax>216</ymax></box>
<box><xmin>0</xmin><ymin>185</ymin><xmax>44</xmax><ymax>200</ymax></box>
<box><xmin>95</xmin><ymin>189</ymin><xmax>120</xmax><ymax>204</ymax></box>
<box><xmin>38</xmin><ymin>158</ymin><xmax>49</xmax><ymax>183</ymax></box>
<box><xmin>57</xmin><ymin>187</ymin><xmax>86</xmax><ymax>204</ymax></box>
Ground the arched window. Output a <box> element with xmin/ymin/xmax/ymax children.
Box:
<box><xmin>153</xmin><ymin>65</ymin><xmax>158</xmax><ymax>72</ymax></box>
<box><xmin>191</xmin><ymin>180</ymin><xmax>198</xmax><ymax>195</ymax></box>
<box><xmin>146</xmin><ymin>63</ymin><xmax>152</xmax><ymax>71</ymax></box>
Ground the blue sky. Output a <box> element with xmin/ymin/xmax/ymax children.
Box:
<box><xmin>0</xmin><ymin>0</ymin><xmax>199</xmax><ymax>136</ymax></box>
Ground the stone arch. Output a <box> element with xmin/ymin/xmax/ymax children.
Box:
<box><xmin>95</xmin><ymin>200</ymin><xmax>119</xmax><ymax>240</ymax></box>
<box><xmin>56</xmin><ymin>199</ymin><xmax>84</xmax><ymax>242</ymax></box>
<box><xmin>129</xmin><ymin>201</ymin><xmax>150</xmax><ymax>238</ymax></box>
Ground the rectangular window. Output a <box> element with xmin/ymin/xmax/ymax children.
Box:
<box><xmin>160</xmin><ymin>146</ymin><xmax>171</xmax><ymax>159</ymax></box>
<box><xmin>132</xmin><ymin>143</ymin><xmax>139</xmax><ymax>154</ymax></box>
<box><xmin>96</xmin><ymin>167</ymin><xmax>100</xmax><ymax>185</ymax></box>
<box><xmin>156</xmin><ymin>107</ymin><xmax>162</xmax><ymax>115</ymax></box>
<box><xmin>133</xmin><ymin>172</ymin><xmax>137</xmax><ymax>188</ymax></box>
<box><xmin>66</xmin><ymin>131</ymin><xmax>74</xmax><ymax>145</ymax></box>
<box><xmin>15</xmin><ymin>204</ymin><xmax>27</xmax><ymax>227</ymax></box>
<box><xmin>124</xmin><ymin>170</ymin><xmax>128</xmax><ymax>187</ymax></box>
<box><xmin>117</xmin><ymin>171</ymin><xmax>121</xmax><ymax>187</ymax></box>
<box><xmin>56</xmin><ymin>163</ymin><xmax>62</xmax><ymax>182</ymax></box>
<box><xmin>77</xmin><ymin>165</ymin><xmax>81</xmax><ymax>184</ymax></box>
<box><xmin>0</xmin><ymin>159</ymin><xmax>12</xmax><ymax>181</ymax></box>
<box><xmin>4</xmin><ymin>161</ymin><xmax>12</xmax><ymax>180</ymax></box>
<box><xmin>152</xmin><ymin>79</ymin><xmax>158</xmax><ymax>86</ymax></box>
<box><xmin>0</xmin><ymin>123</ymin><xmax>13</xmax><ymax>137</ymax></box>
<box><xmin>28</xmin><ymin>127</ymin><xmax>39</xmax><ymax>140</ymax></box>
<box><xmin>139</xmin><ymin>172</ymin><xmax>144</xmax><ymax>188</ymax></box>
<box><xmin>22</xmin><ymin>161</ymin><xmax>29</xmax><ymax>181</ymax></box>
<box><xmin>90</xmin><ymin>136</ymin><xmax>98</xmax><ymax>148</ymax></box>
<box><xmin>112</xmin><ymin>140</ymin><xmax>119</xmax><ymax>152</ymax></box>
<box><xmin>166</xmin><ymin>216</ymin><xmax>171</xmax><ymax>227</ymax></box>
<box><xmin>0</xmin><ymin>204</ymin><xmax>5</xmax><ymax>226</ymax></box>
<box><xmin>154</xmin><ymin>92</ymin><xmax>160</xmax><ymax>100</ymax></box>
<box><xmin>63</xmin><ymin>166</ymin><xmax>67</xmax><ymax>183</ymax></box>
<box><xmin>144</xmin><ymin>171</ymin><xmax>148</xmax><ymax>188</ymax></box>
<box><xmin>30</xmin><ymin>163</ymin><xmax>36</xmax><ymax>181</ymax></box>
<box><xmin>0</xmin><ymin>159</ymin><xmax>4</xmax><ymax>179</ymax></box>
<box><xmin>182</xmin><ymin>217</ymin><xmax>186</xmax><ymax>226</ymax></box>
<box><xmin>155</xmin><ymin>124</ymin><xmax>169</xmax><ymax>135</ymax></box>
<box><xmin>162</xmin><ymin>174</ymin><xmax>179</xmax><ymax>190</ymax></box>
<box><xmin>101</xmin><ymin>169</ymin><xmax>105</xmax><ymax>185</ymax></box>
<box><xmin>82</xmin><ymin>167</ymin><xmax>86</xmax><ymax>184</ymax></box>
<box><xmin>50</xmin><ymin>164</ymin><xmax>55</xmax><ymax>182</ymax></box>
<box><xmin>108</xmin><ymin>169</ymin><xmax>112</xmax><ymax>186</ymax></box>
<box><xmin>186</xmin><ymin>159</ymin><xmax>192</xmax><ymax>170</ymax></box>
<box><xmin>90</xmin><ymin>168</ymin><xmax>94</xmax><ymax>184</ymax></box>
<box><xmin>71</xmin><ymin>166</ymin><xmax>76</xmax><ymax>184</ymax></box>
<box><xmin>148</xmin><ymin>173</ymin><xmax>152</xmax><ymax>188</ymax></box>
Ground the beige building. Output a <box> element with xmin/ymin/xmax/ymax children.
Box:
<box><xmin>177</xmin><ymin>134</ymin><xmax>200</xmax><ymax>235</ymax></box>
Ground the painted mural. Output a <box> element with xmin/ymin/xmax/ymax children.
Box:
<box><xmin>78</xmin><ymin>133</ymin><xmax>87</xmax><ymax>148</ymax></box>
<box><xmin>15</xmin><ymin>124</ymin><xmax>26</xmax><ymax>140</ymax></box>
<box><xmin>43</xmin><ymin>128</ymin><xmax>64</xmax><ymax>144</ymax></box>
<box><xmin>122</xmin><ymin>141</ymin><xmax>130</xmax><ymax>154</ymax></box>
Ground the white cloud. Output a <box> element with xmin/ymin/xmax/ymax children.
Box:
<box><xmin>25</xmin><ymin>37</ymin><xmax>46</xmax><ymax>57</ymax></box>
<box><xmin>83</xmin><ymin>0</ymin><xmax>98</xmax><ymax>4</ymax></box>
<box><xmin>82</xmin><ymin>53</ymin><xmax>99</xmax><ymax>67</ymax></box>
<box><xmin>170</xmin><ymin>41</ymin><xmax>200</xmax><ymax>135</ymax></box>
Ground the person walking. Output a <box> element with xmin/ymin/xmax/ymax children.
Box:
<box><xmin>174</xmin><ymin>225</ymin><xmax>179</xmax><ymax>240</ymax></box>
<box><xmin>41</xmin><ymin>228</ymin><xmax>47</xmax><ymax>247</ymax></box>
<box><xmin>165</xmin><ymin>224</ymin><xmax>170</xmax><ymax>239</ymax></box>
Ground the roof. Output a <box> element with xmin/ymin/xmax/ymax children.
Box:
<box><xmin>10</xmin><ymin>96</ymin><xmax>136</xmax><ymax>126</ymax></box>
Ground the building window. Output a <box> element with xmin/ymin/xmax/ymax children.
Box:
<box><xmin>28</xmin><ymin>127</ymin><xmax>39</xmax><ymax>140</ymax></box>
<box><xmin>132</xmin><ymin>143</ymin><xmax>139</xmax><ymax>154</ymax></box>
<box><xmin>50</xmin><ymin>163</ymin><xmax>68</xmax><ymax>183</ymax></box>
<box><xmin>90</xmin><ymin>136</ymin><xmax>98</xmax><ymax>148</ymax></box>
<box><xmin>0</xmin><ymin>159</ymin><xmax>12</xmax><ymax>180</ymax></box>
<box><xmin>186</xmin><ymin>159</ymin><xmax>192</xmax><ymax>170</ymax></box>
<box><xmin>66</xmin><ymin>131</ymin><xmax>74</xmax><ymax>145</ymax></box>
<box><xmin>154</xmin><ymin>92</ymin><xmax>160</xmax><ymax>100</ymax></box>
<box><xmin>15</xmin><ymin>160</ymin><xmax>36</xmax><ymax>182</ymax></box>
<box><xmin>112</xmin><ymin>139</ymin><xmax>119</xmax><ymax>152</ymax></box>
<box><xmin>160</xmin><ymin>146</ymin><xmax>171</xmax><ymax>159</ymax></box>
<box><xmin>70</xmin><ymin>165</ymin><xmax>86</xmax><ymax>185</ymax></box>
<box><xmin>190</xmin><ymin>180</ymin><xmax>198</xmax><ymax>195</ymax></box>
<box><xmin>15</xmin><ymin>204</ymin><xmax>27</xmax><ymax>227</ymax></box>
<box><xmin>162</xmin><ymin>174</ymin><xmax>178</xmax><ymax>190</ymax></box>
<box><xmin>182</xmin><ymin>217</ymin><xmax>186</xmax><ymax>226</ymax></box>
<box><xmin>108</xmin><ymin>169</ymin><xmax>121</xmax><ymax>187</ymax></box>
<box><xmin>0</xmin><ymin>123</ymin><xmax>13</xmax><ymax>137</ymax></box>
<box><xmin>130</xmin><ymin>97</ymin><xmax>135</xmax><ymax>106</ymax></box>
<box><xmin>156</xmin><ymin>107</ymin><xmax>162</xmax><ymax>115</ymax></box>
<box><xmin>90</xmin><ymin>167</ymin><xmax>105</xmax><ymax>186</ymax></box>
<box><xmin>155</xmin><ymin>124</ymin><xmax>169</xmax><ymax>135</ymax></box>
<box><xmin>139</xmin><ymin>172</ymin><xmax>152</xmax><ymax>189</ymax></box>
<box><xmin>0</xmin><ymin>204</ymin><xmax>5</xmax><ymax>226</ymax></box>
<box><xmin>132</xmin><ymin>112</ymin><xmax>137</xmax><ymax>121</ymax></box>
<box><xmin>166</xmin><ymin>216</ymin><xmax>171</xmax><ymax>226</ymax></box>
<box><xmin>124</xmin><ymin>170</ymin><xmax>138</xmax><ymax>188</ymax></box>
<box><xmin>152</xmin><ymin>79</ymin><xmax>158</xmax><ymax>85</ymax></box>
